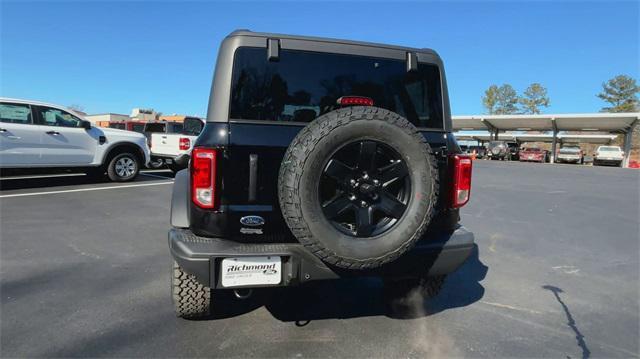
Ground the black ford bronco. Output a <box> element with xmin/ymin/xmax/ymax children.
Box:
<box><xmin>169</xmin><ymin>30</ymin><xmax>475</xmax><ymax>318</ymax></box>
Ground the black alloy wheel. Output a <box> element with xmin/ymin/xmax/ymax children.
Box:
<box><xmin>319</xmin><ymin>140</ymin><xmax>411</xmax><ymax>238</ymax></box>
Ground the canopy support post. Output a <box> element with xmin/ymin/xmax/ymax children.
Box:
<box><xmin>622</xmin><ymin>119</ymin><xmax>637</xmax><ymax>168</ymax></box>
<box><xmin>550</xmin><ymin>118</ymin><xmax>558</xmax><ymax>164</ymax></box>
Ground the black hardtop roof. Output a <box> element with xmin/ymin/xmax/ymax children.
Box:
<box><xmin>227</xmin><ymin>29</ymin><xmax>440</xmax><ymax>57</ymax></box>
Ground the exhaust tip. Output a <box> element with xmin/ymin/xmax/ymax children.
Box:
<box><xmin>233</xmin><ymin>288</ymin><xmax>253</xmax><ymax>300</ymax></box>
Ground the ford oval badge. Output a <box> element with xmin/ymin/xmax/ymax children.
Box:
<box><xmin>240</xmin><ymin>215</ymin><xmax>265</xmax><ymax>227</ymax></box>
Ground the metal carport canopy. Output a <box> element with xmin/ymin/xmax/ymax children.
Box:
<box><xmin>454</xmin><ymin>133</ymin><xmax>618</xmax><ymax>144</ymax></box>
<box><xmin>452</xmin><ymin>113</ymin><xmax>640</xmax><ymax>132</ymax></box>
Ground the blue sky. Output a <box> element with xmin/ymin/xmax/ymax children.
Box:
<box><xmin>1</xmin><ymin>1</ymin><xmax>638</xmax><ymax>116</ymax></box>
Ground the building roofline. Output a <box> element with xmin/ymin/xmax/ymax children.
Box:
<box><xmin>86</xmin><ymin>113</ymin><xmax>129</xmax><ymax>117</ymax></box>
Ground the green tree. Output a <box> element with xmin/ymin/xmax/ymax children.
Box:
<box><xmin>495</xmin><ymin>84</ymin><xmax>519</xmax><ymax>114</ymax></box>
<box><xmin>519</xmin><ymin>83</ymin><xmax>550</xmax><ymax>114</ymax></box>
<box><xmin>597</xmin><ymin>75</ymin><xmax>640</xmax><ymax>113</ymax></box>
<box><xmin>482</xmin><ymin>85</ymin><xmax>500</xmax><ymax>114</ymax></box>
<box><xmin>483</xmin><ymin>84</ymin><xmax>519</xmax><ymax>114</ymax></box>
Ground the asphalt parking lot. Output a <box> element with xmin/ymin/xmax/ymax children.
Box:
<box><xmin>1</xmin><ymin>161</ymin><xmax>638</xmax><ymax>358</ymax></box>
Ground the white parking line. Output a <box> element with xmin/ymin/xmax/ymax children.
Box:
<box><xmin>141</xmin><ymin>169</ymin><xmax>173</xmax><ymax>173</ymax></box>
<box><xmin>0</xmin><ymin>181</ymin><xmax>173</xmax><ymax>199</ymax></box>
<box><xmin>139</xmin><ymin>172</ymin><xmax>173</xmax><ymax>180</ymax></box>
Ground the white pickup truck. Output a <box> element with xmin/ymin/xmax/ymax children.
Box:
<box><xmin>1</xmin><ymin>98</ymin><xmax>150</xmax><ymax>181</ymax></box>
<box><xmin>593</xmin><ymin>145</ymin><xmax>624</xmax><ymax>167</ymax></box>
<box><xmin>149</xmin><ymin>117</ymin><xmax>205</xmax><ymax>173</ymax></box>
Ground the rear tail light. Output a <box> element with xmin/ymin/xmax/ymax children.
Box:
<box><xmin>179</xmin><ymin>137</ymin><xmax>191</xmax><ymax>151</ymax></box>
<box><xmin>191</xmin><ymin>147</ymin><xmax>218</xmax><ymax>209</ymax></box>
<box><xmin>451</xmin><ymin>154</ymin><xmax>473</xmax><ymax>208</ymax></box>
<box><xmin>336</xmin><ymin>96</ymin><xmax>374</xmax><ymax>107</ymax></box>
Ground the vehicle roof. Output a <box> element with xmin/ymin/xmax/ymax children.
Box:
<box><xmin>0</xmin><ymin>97</ymin><xmax>87</xmax><ymax>119</ymax></box>
<box><xmin>227</xmin><ymin>30</ymin><xmax>440</xmax><ymax>57</ymax></box>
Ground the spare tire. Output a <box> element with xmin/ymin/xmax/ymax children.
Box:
<box><xmin>278</xmin><ymin>106</ymin><xmax>439</xmax><ymax>269</ymax></box>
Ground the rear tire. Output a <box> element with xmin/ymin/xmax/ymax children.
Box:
<box><xmin>172</xmin><ymin>261</ymin><xmax>211</xmax><ymax>319</ymax></box>
<box><xmin>106</xmin><ymin>152</ymin><xmax>140</xmax><ymax>182</ymax></box>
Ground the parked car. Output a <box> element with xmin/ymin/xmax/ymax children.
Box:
<box><xmin>593</xmin><ymin>145</ymin><xmax>624</xmax><ymax>167</ymax></box>
<box><xmin>144</xmin><ymin>121</ymin><xmax>184</xmax><ymax>168</ymax></box>
<box><xmin>0</xmin><ymin>98</ymin><xmax>150</xmax><ymax>181</ymax></box>
<box><xmin>506</xmin><ymin>141</ymin><xmax>520</xmax><ymax>161</ymax></box>
<box><xmin>469</xmin><ymin>145</ymin><xmax>487</xmax><ymax>159</ymax></box>
<box><xmin>519</xmin><ymin>147</ymin><xmax>548</xmax><ymax>163</ymax></box>
<box><xmin>487</xmin><ymin>141</ymin><xmax>510</xmax><ymax>160</ymax></box>
<box><xmin>149</xmin><ymin>117</ymin><xmax>205</xmax><ymax>173</ymax></box>
<box><xmin>168</xmin><ymin>30</ymin><xmax>475</xmax><ymax>319</ymax></box>
<box><xmin>556</xmin><ymin>146</ymin><xmax>584</xmax><ymax>164</ymax></box>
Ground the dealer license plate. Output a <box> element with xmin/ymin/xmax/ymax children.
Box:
<box><xmin>221</xmin><ymin>256</ymin><xmax>281</xmax><ymax>287</ymax></box>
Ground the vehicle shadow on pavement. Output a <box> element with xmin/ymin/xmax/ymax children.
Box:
<box><xmin>264</xmin><ymin>245</ymin><xmax>488</xmax><ymax>323</ymax></box>
<box><xmin>0</xmin><ymin>171</ymin><xmax>171</xmax><ymax>191</ymax></box>
<box><xmin>0</xmin><ymin>174</ymin><xmax>110</xmax><ymax>191</ymax></box>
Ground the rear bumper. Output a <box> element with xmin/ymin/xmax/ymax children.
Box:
<box><xmin>557</xmin><ymin>157</ymin><xmax>581</xmax><ymax>163</ymax></box>
<box><xmin>520</xmin><ymin>157</ymin><xmax>544</xmax><ymax>162</ymax></box>
<box><xmin>169</xmin><ymin>226</ymin><xmax>475</xmax><ymax>288</ymax></box>
<box><xmin>594</xmin><ymin>158</ymin><xmax>622</xmax><ymax>165</ymax></box>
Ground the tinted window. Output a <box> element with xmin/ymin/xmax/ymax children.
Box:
<box><xmin>131</xmin><ymin>123</ymin><xmax>145</xmax><ymax>133</ymax></box>
<box><xmin>0</xmin><ymin>103</ymin><xmax>32</xmax><ymax>124</ymax></box>
<box><xmin>109</xmin><ymin>123</ymin><xmax>126</xmax><ymax>130</ymax></box>
<box><xmin>182</xmin><ymin>118</ymin><xmax>204</xmax><ymax>136</ymax></box>
<box><xmin>144</xmin><ymin>123</ymin><xmax>166</xmax><ymax>133</ymax></box>
<box><xmin>35</xmin><ymin>106</ymin><xmax>83</xmax><ymax>128</ymax></box>
<box><xmin>230</xmin><ymin>48</ymin><xmax>443</xmax><ymax>128</ymax></box>
<box><xmin>170</xmin><ymin>123</ymin><xmax>183</xmax><ymax>133</ymax></box>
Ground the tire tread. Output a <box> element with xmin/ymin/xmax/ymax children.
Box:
<box><xmin>278</xmin><ymin>106</ymin><xmax>439</xmax><ymax>269</ymax></box>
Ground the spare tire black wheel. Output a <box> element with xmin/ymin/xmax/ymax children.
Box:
<box><xmin>278</xmin><ymin>106</ymin><xmax>439</xmax><ymax>269</ymax></box>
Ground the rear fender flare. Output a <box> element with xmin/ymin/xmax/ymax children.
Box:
<box><xmin>171</xmin><ymin>169</ymin><xmax>190</xmax><ymax>228</ymax></box>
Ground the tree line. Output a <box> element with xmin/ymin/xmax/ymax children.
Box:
<box><xmin>482</xmin><ymin>74</ymin><xmax>639</xmax><ymax>115</ymax></box>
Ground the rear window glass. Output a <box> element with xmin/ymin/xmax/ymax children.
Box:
<box><xmin>182</xmin><ymin>118</ymin><xmax>204</xmax><ymax>136</ymax></box>
<box><xmin>144</xmin><ymin>123</ymin><xmax>166</xmax><ymax>133</ymax></box>
<box><xmin>599</xmin><ymin>146</ymin><xmax>620</xmax><ymax>152</ymax></box>
<box><xmin>230</xmin><ymin>47</ymin><xmax>444</xmax><ymax>128</ymax></box>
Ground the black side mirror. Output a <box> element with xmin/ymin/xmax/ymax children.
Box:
<box><xmin>81</xmin><ymin>120</ymin><xmax>92</xmax><ymax>130</ymax></box>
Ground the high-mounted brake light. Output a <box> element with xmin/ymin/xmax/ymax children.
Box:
<box><xmin>191</xmin><ymin>147</ymin><xmax>218</xmax><ymax>209</ymax></box>
<box><xmin>451</xmin><ymin>154</ymin><xmax>472</xmax><ymax>208</ymax></box>
<box><xmin>179</xmin><ymin>137</ymin><xmax>191</xmax><ymax>151</ymax></box>
<box><xmin>336</xmin><ymin>96</ymin><xmax>374</xmax><ymax>107</ymax></box>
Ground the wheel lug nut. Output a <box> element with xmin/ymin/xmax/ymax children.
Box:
<box><xmin>361</xmin><ymin>201</ymin><xmax>367</xmax><ymax>207</ymax></box>
<box><xmin>373</xmin><ymin>179</ymin><xmax>379</xmax><ymax>186</ymax></box>
<box><xmin>349</xmin><ymin>194</ymin><xmax>357</xmax><ymax>201</ymax></box>
<box><xmin>362</xmin><ymin>173</ymin><xmax>369</xmax><ymax>180</ymax></box>
<box><xmin>350</xmin><ymin>179</ymin><xmax>357</xmax><ymax>186</ymax></box>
